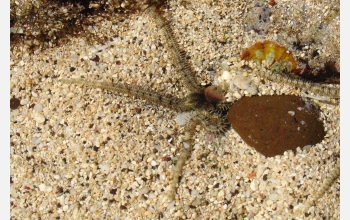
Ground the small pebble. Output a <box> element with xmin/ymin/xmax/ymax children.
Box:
<box><xmin>10</xmin><ymin>98</ymin><xmax>20</xmax><ymax>110</ymax></box>
<box><xmin>21</xmin><ymin>99</ymin><xmax>28</xmax><ymax>105</ymax></box>
<box><xmin>63</xmin><ymin>205</ymin><xmax>69</xmax><ymax>211</ymax></box>
<box><xmin>256</xmin><ymin>164</ymin><xmax>265</xmax><ymax>179</ymax></box>
<box><xmin>12</xmin><ymin>109</ymin><xmax>19</xmax><ymax>116</ymax></box>
<box><xmin>221</xmin><ymin>71</ymin><xmax>232</xmax><ymax>80</ymax></box>
<box><xmin>250</xmin><ymin>179</ymin><xmax>258</xmax><ymax>191</ymax></box>
<box><xmin>53</xmin><ymin>175</ymin><xmax>60</xmax><ymax>180</ymax></box>
<box><xmin>32</xmin><ymin>137</ymin><xmax>41</xmax><ymax>145</ymax></box>
<box><xmin>32</xmin><ymin>112</ymin><xmax>46</xmax><ymax>124</ymax></box>
<box><xmin>39</xmin><ymin>184</ymin><xmax>46</xmax><ymax>191</ymax></box>
<box><xmin>33</xmin><ymin>103</ymin><xmax>43</xmax><ymax>112</ymax></box>
<box><xmin>269</xmin><ymin>193</ymin><xmax>278</xmax><ymax>201</ymax></box>
<box><xmin>259</xmin><ymin>181</ymin><xmax>267</xmax><ymax>191</ymax></box>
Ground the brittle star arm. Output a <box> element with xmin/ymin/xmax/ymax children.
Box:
<box><xmin>253</xmin><ymin>68</ymin><xmax>340</xmax><ymax>99</ymax></box>
<box><xmin>304</xmin><ymin>161</ymin><xmax>340</xmax><ymax>212</ymax></box>
<box><xmin>59</xmin><ymin>78</ymin><xmax>194</xmax><ymax>112</ymax></box>
<box><xmin>145</xmin><ymin>5</ymin><xmax>202</xmax><ymax>93</ymax></box>
<box><xmin>167</xmin><ymin>110</ymin><xmax>230</xmax><ymax>200</ymax></box>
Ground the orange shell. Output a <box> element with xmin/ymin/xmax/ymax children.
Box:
<box><xmin>240</xmin><ymin>40</ymin><xmax>297</xmax><ymax>72</ymax></box>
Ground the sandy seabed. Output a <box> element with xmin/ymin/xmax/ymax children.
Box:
<box><xmin>10</xmin><ymin>0</ymin><xmax>340</xmax><ymax>219</ymax></box>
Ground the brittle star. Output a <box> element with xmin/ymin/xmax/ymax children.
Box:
<box><xmin>60</xmin><ymin>4</ymin><xmax>339</xmax><ymax>202</ymax></box>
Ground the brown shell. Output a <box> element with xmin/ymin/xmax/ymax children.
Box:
<box><xmin>227</xmin><ymin>95</ymin><xmax>325</xmax><ymax>157</ymax></box>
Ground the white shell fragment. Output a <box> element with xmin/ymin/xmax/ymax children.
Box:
<box><xmin>31</xmin><ymin>111</ymin><xmax>45</xmax><ymax>124</ymax></box>
<box><xmin>232</xmin><ymin>75</ymin><xmax>258</xmax><ymax>95</ymax></box>
<box><xmin>38</xmin><ymin>184</ymin><xmax>46</xmax><ymax>192</ymax></box>
<box><xmin>33</xmin><ymin>103</ymin><xmax>43</xmax><ymax>112</ymax></box>
<box><xmin>175</xmin><ymin>112</ymin><xmax>191</xmax><ymax>126</ymax></box>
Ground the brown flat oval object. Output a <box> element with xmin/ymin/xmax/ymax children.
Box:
<box><xmin>227</xmin><ymin>95</ymin><xmax>325</xmax><ymax>157</ymax></box>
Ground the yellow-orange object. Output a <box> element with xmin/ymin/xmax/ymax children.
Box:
<box><xmin>240</xmin><ymin>40</ymin><xmax>297</xmax><ymax>72</ymax></box>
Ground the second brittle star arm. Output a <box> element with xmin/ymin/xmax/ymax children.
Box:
<box><xmin>167</xmin><ymin>110</ymin><xmax>230</xmax><ymax>200</ymax></box>
<box><xmin>60</xmin><ymin>78</ymin><xmax>197</xmax><ymax>112</ymax></box>
<box><xmin>146</xmin><ymin>5</ymin><xmax>202</xmax><ymax>93</ymax></box>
